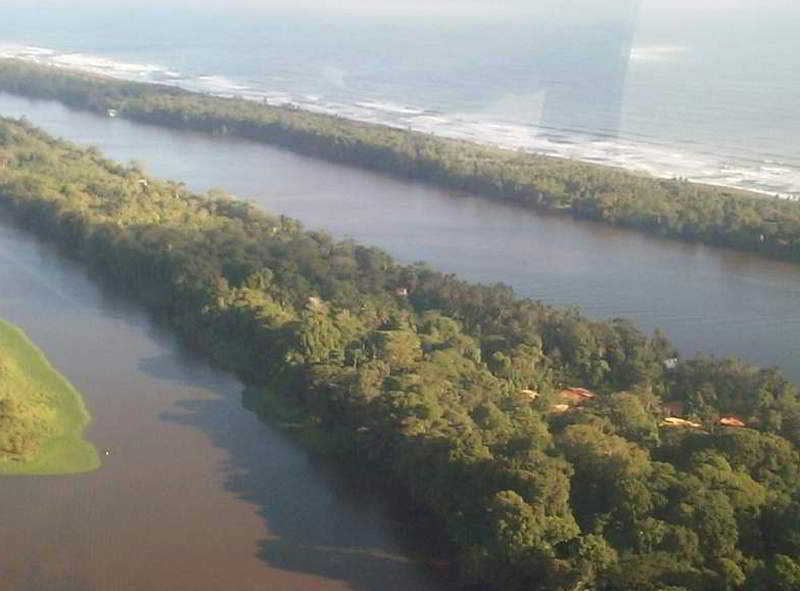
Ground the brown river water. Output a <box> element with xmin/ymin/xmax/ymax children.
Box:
<box><xmin>0</xmin><ymin>223</ymin><xmax>444</xmax><ymax>590</ymax></box>
<box><xmin>0</xmin><ymin>92</ymin><xmax>798</xmax><ymax>589</ymax></box>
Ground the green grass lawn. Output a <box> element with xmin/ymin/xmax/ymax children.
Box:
<box><xmin>0</xmin><ymin>319</ymin><xmax>99</xmax><ymax>475</ymax></box>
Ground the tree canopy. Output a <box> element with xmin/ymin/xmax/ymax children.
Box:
<box><xmin>1</xmin><ymin>58</ymin><xmax>799</xmax><ymax>265</ymax></box>
<box><xmin>0</xmin><ymin>116</ymin><xmax>798</xmax><ymax>589</ymax></box>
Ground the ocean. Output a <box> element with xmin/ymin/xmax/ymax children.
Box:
<box><xmin>1</xmin><ymin>0</ymin><xmax>798</xmax><ymax>197</ymax></box>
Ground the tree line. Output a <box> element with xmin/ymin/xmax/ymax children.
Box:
<box><xmin>1</xmin><ymin>117</ymin><xmax>800</xmax><ymax>590</ymax></box>
<box><xmin>1</xmin><ymin>59</ymin><xmax>799</xmax><ymax>264</ymax></box>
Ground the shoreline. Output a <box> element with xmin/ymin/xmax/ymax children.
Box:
<box><xmin>1</xmin><ymin>43</ymin><xmax>797</xmax><ymax>200</ymax></box>
<box><xmin>0</xmin><ymin>54</ymin><xmax>775</xmax><ymax>201</ymax></box>
<box><xmin>2</xmin><ymin>115</ymin><xmax>799</xmax><ymax>590</ymax></box>
<box><xmin>0</xmin><ymin>57</ymin><xmax>799</xmax><ymax>264</ymax></box>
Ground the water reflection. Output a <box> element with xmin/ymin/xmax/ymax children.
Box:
<box><xmin>1</xmin><ymin>93</ymin><xmax>797</xmax><ymax>382</ymax></box>
<box><xmin>0</xmin><ymin>219</ymin><xmax>448</xmax><ymax>591</ymax></box>
<box><xmin>538</xmin><ymin>0</ymin><xmax>641</xmax><ymax>137</ymax></box>
<box><xmin>156</xmin><ymin>382</ymin><xmax>446</xmax><ymax>591</ymax></box>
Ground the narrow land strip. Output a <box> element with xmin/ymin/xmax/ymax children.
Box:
<box><xmin>1</xmin><ymin>116</ymin><xmax>799</xmax><ymax>589</ymax></box>
<box><xmin>0</xmin><ymin>58</ymin><xmax>799</xmax><ymax>264</ymax></box>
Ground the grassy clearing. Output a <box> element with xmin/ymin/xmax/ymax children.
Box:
<box><xmin>0</xmin><ymin>319</ymin><xmax>99</xmax><ymax>475</ymax></box>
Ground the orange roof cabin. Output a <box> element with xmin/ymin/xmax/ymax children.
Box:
<box><xmin>558</xmin><ymin>387</ymin><xmax>596</xmax><ymax>406</ymax></box>
<box><xmin>719</xmin><ymin>416</ymin><xmax>746</xmax><ymax>428</ymax></box>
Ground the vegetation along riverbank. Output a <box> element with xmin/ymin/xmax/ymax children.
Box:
<box><xmin>0</xmin><ymin>318</ymin><xmax>99</xmax><ymax>474</ymax></box>
<box><xmin>1</xmin><ymin>116</ymin><xmax>800</xmax><ymax>589</ymax></box>
<box><xmin>1</xmin><ymin>58</ymin><xmax>799</xmax><ymax>265</ymax></box>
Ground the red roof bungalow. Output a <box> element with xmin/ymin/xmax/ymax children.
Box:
<box><xmin>719</xmin><ymin>416</ymin><xmax>746</xmax><ymax>428</ymax></box>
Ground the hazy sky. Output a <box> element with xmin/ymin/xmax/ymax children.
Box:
<box><xmin>12</xmin><ymin>0</ymin><xmax>798</xmax><ymax>13</ymax></box>
<box><xmin>8</xmin><ymin>0</ymin><xmax>797</xmax><ymax>21</ymax></box>
<box><xmin>7</xmin><ymin>0</ymin><xmax>799</xmax><ymax>40</ymax></box>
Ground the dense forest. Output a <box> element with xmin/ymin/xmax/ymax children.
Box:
<box><xmin>1</xmin><ymin>116</ymin><xmax>800</xmax><ymax>589</ymax></box>
<box><xmin>1</xmin><ymin>59</ymin><xmax>800</xmax><ymax>265</ymax></box>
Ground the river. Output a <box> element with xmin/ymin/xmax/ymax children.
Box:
<box><xmin>0</xmin><ymin>92</ymin><xmax>798</xmax><ymax>589</ymax></box>
<box><xmin>2</xmin><ymin>92</ymin><xmax>798</xmax><ymax>381</ymax></box>
<box><xmin>0</xmin><ymin>147</ymin><xmax>443</xmax><ymax>587</ymax></box>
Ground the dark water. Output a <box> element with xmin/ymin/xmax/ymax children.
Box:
<box><xmin>2</xmin><ymin>92</ymin><xmax>798</xmax><ymax>381</ymax></box>
<box><xmin>0</xmin><ymin>204</ymin><xmax>444</xmax><ymax>589</ymax></box>
<box><xmin>0</xmin><ymin>91</ymin><xmax>798</xmax><ymax>588</ymax></box>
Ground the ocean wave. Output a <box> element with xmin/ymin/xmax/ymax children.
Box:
<box><xmin>176</xmin><ymin>75</ymin><xmax>251</xmax><ymax>95</ymax></box>
<box><xmin>407</xmin><ymin>118</ymin><xmax>800</xmax><ymax>197</ymax></box>
<box><xmin>1</xmin><ymin>43</ymin><xmax>798</xmax><ymax>198</ymax></box>
<box><xmin>0</xmin><ymin>44</ymin><xmax>55</xmax><ymax>58</ymax></box>
<box><xmin>355</xmin><ymin>101</ymin><xmax>426</xmax><ymax>115</ymax></box>
<box><xmin>0</xmin><ymin>43</ymin><xmax>181</xmax><ymax>81</ymax></box>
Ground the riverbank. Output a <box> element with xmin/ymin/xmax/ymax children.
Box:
<box><xmin>1</xmin><ymin>58</ymin><xmax>799</xmax><ymax>264</ymax></box>
<box><xmin>2</xmin><ymin>115</ymin><xmax>799</xmax><ymax>590</ymax></box>
<box><xmin>0</xmin><ymin>216</ymin><xmax>446</xmax><ymax>591</ymax></box>
<box><xmin>0</xmin><ymin>318</ymin><xmax>98</xmax><ymax>474</ymax></box>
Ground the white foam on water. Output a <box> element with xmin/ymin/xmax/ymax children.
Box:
<box><xmin>1</xmin><ymin>45</ymin><xmax>182</xmax><ymax>82</ymax></box>
<box><xmin>2</xmin><ymin>43</ymin><xmax>799</xmax><ymax>198</ymax></box>
<box><xmin>177</xmin><ymin>75</ymin><xmax>251</xmax><ymax>95</ymax></box>
<box><xmin>0</xmin><ymin>43</ymin><xmax>56</xmax><ymax>59</ymax></box>
<box><xmin>355</xmin><ymin>101</ymin><xmax>426</xmax><ymax>116</ymax></box>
